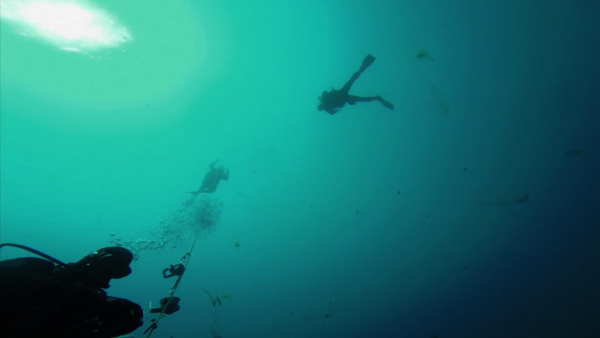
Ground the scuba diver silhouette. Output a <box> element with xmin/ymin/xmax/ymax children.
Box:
<box><xmin>317</xmin><ymin>54</ymin><xmax>394</xmax><ymax>115</ymax></box>
<box><xmin>188</xmin><ymin>159</ymin><xmax>229</xmax><ymax>195</ymax></box>
<box><xmin>0</xmin><ymin>244</ymin><xmax>143</xmax><ymax>338</ymax></box>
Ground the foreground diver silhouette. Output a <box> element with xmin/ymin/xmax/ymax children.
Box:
<box><xmin>188</xmin><ymin>159</ymin><xmax>229</xmax><ymax>195</ymax></box>
<box><xmin>0</xmin><ymin>244</ymin><xmax>143</xmax><ymax>338</ymax></box>
<box><xmin>317</xmin><ymin>54</ymin><xmax>395</xmax><ymax>115</ymax></box>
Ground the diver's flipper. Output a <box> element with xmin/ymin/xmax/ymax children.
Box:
<box><xmin>360</xmin><ymin>54</ymin><xmax>376</xmax><ymax>71</ymax></box>
<box><xmin>377</xmin><ymin>96</ymin><xmax>395</xmax><ymax>110</ymax></box>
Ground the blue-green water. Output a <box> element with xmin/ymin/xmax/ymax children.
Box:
<box><xmin>1</xmin><ymin>0</ymin><xmax>599</xmax><ymax>337</ymax></box>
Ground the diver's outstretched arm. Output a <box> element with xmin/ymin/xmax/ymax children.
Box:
<box><xmin>208</xmin><ymin>159</ymin><xmax>220</xmax><ymax>169</ymax></box>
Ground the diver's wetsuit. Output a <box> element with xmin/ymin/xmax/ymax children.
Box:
<box><xmin>189</xmin><ymin>160</ymin><xmax>229</xmax><ymax>195</ymax></box>
<box><xmin>318</xmin><ymin>54</ymin><xmax>394</xmax><ymax>115</ymax></box>
<box><xmin>0</xmin><ymin>247</ymin><xmax>143</xmax><ymax>338</ymax></box>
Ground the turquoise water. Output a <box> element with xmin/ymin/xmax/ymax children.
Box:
<box><xmin>1</xmin><ymin>0</ymin><xmax>599</xmax><ymax>337</ymax></box>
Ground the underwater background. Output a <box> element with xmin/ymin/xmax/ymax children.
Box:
<box><xmin>1</xmin><ymin>0</ymin><xmax>599</xmax><ymax>337</ymax></box>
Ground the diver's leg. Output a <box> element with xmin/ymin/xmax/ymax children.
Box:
<box><xmin>347</xmin><ymin>95</ymin><xmax>378</xmax><ymax>104</ymax></box>
<box><xmin>375</xmin><ymin>95</ymin><xmax>395</xmax><ymax>110</ymax></box>
<box><xmin>347</xmin><ymin>95</ymin><xmax>395</xmax><ymax>110</ymax></box>
<box><xmin>340</xmin><ymin>71</ymin><xmax>362</xmax><ymax>95</ymax></box>
<box><xmin>340</xmin><ymin>55</ymin><xmax>377</xmax><ymax>95</ymax></box>
<box><xmin>360</xmin><ymin>54</ymin><xmax>376</xmax><ymax>72</ymax></box>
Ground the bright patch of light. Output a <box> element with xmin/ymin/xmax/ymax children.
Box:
<box><xmin>0</xmin><ymin>0</ymin><xmax>132</xmax><ymax>53</ymax></box>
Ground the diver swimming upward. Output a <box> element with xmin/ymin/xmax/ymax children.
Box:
<box><xmin>317</xmin><ymin>54</ymin><xmax>395</xmax><ymax>115</ymax></box>
<box><xmin>188</xmin><ymin>159</ymin><xmax>229</xmax><ymax>195</ymax></box>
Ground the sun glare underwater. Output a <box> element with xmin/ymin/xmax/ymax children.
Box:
<box><xmin>1</xmin><ymin>0</ymin><xmax>132</xmax><ymax>54</ymax></box>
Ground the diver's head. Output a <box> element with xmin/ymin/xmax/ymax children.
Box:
<box><xmin>72</xmin><ymin>247</ymin><xmax>133</xmax><ymax>288</ymax></box>
<box><xmin>51</xmin><ymin>247</ymin><xmax>133</xmax><ymax>290</ymax></box>
<box><xmin>90</xmin><ymin>247</ymin><xmax>133</xmax><ymax>279</ymax></box>
<box><xmin>317</xmin><ymin>90</ymin><xmax>330</xmax><ymax>111</ymax></box>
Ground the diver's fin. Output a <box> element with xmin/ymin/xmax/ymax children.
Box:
<box><xmin>360</xmin><ymin>54</ymin><xmax>376</xmax><ymax>71</ymax></box>
<box><xmin>377</xmin><ymin>96</ymin><xmax>394</xmax><ymax>110</ymax></box>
